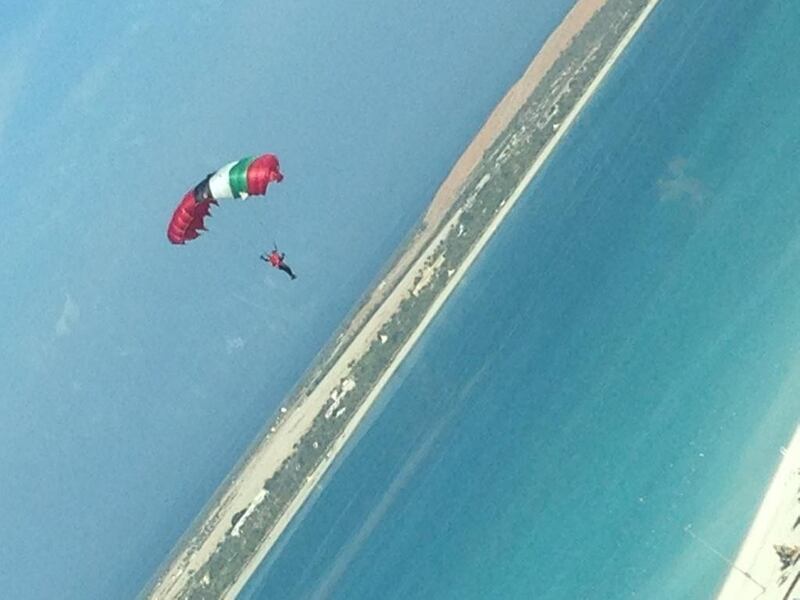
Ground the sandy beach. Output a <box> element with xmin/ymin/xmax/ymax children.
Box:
<box><xmin>145</xmin><ymin>1</ymin><xmax>662</xmax><ymax>597</ymax></box>
<box><xmin>311</xmin><ymin>0</ymin><xmax>613</xmax><ymax>369</ymax></box>
<box><xmin>716</xmin><ymin>424</ymin><xmax>800</xmax><ymax>600</ymax></box>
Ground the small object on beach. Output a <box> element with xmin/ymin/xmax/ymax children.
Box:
<box><xmin>773</xmin><ymin>544</ymin><xmax>800</xmax><ymax>570</ymax></box>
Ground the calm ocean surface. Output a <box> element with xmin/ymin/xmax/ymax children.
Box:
<box><xmin>241</xmin><ymin>1</ymin><xmax>800</xmax><ymax>598</ymax></box>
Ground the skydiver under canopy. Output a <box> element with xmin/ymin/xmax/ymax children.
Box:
<box><xmin>261</xmin><ymin>245</ymin><xmax>297</xmax><ymax>280</ymax></box>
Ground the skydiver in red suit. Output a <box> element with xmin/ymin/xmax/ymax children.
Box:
<box><xmin>261</xmin><ymin>245</ymin><xmax>297</xmax><ymax>280</ymax></box>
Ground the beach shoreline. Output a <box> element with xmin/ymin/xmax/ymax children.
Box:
<box><xmin>144</xmin><ymin>1</ymin><xmax>662</xmax><ymax>597</ymax></box>
<box><xmin>716</xmin><ymin>424</ymin><xmax>800</xmax><ymax>600</ymax></box>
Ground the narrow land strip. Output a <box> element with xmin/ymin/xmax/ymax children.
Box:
<box><xmin>144</xmin><ymin>1</ymin><xmax>661</xmax><ymax>598</ymax></box>
<box><xmin>226</xmin><ymin>1</ymin><xmax>661</xmax><ymax>596</ymax></box>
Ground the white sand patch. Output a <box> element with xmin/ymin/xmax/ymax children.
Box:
<box><xmin>716</xmin><ymin>425</ymin><xmax>800</xmax><ymax>599</ymax></box>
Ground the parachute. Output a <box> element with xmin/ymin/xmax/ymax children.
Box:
<box><xmin>167</xmin><ymin>154</ymin><xmax>284</xmax><ymax>244</ymax></box>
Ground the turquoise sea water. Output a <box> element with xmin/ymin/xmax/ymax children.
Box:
<box><xmin>241</xmin><ymin>1</ymin><xmax>800</xmax><ymax>598</ymax></box>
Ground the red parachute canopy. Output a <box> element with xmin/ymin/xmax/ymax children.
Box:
<box><xmin>167</xmin><ymin>153</ymin><xmax>283</xmax><ymax>245</ymax></box>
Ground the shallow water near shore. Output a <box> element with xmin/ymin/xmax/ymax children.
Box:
<box><xmin>240</xmin><ymin>1</ymin><xmax>800</xmax><ymax>598</ymax></box>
